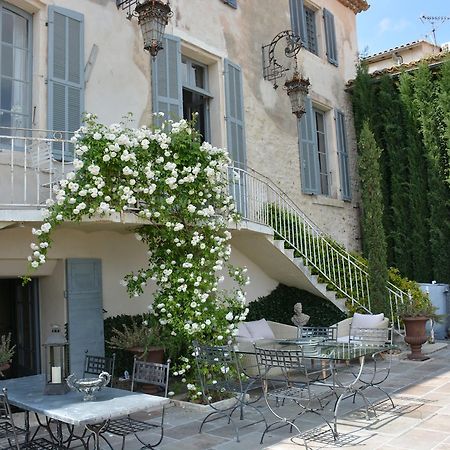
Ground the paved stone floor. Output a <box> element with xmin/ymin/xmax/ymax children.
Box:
<box><xmin>12</xmin><ymin>343</ymin><xmax>450</xmax><ymax>449</ymax></box>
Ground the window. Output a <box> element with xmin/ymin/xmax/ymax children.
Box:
<box><xmin>298</xmin><ymin>98</ymin><xmax>330</xmax><ymax>196</ymax></box>
<box><xmin>181</xmin><ymin>56</ymin><xmax>211</xmax><ymax>141</ymax></box>
<box><xmin>335</xmin><ymin>110</ymin><xmax>351</xmax><ymax>200</ymax></box>
<box><xmin>304</xmin><ymin>6</ymin><xmax>318</xmax><ymax>55</ymax></box>
<box><xmin>0</xmin><ymin>2</ymin><xmax>32</xmax><ymax>134</ymax></box>
<box><xmin>314</xmin><ymin>109</ymin><xmax>329</xmax><ymax>196</ymax></box>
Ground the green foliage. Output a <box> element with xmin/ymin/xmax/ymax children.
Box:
<box><xmin>246</xmin><ymin>284</ymin><xmax>346</xmax><ymax>326</ymax></box>
<box><xmin>0</xmin><ymin>333</ymin><xmax>15</xmax><ymax>366</ymax></box>
<box><xmin>352</xmin><ymin>62</ymin><xmax>450</xmax><ymax>285</ymax></box>
<box><xmin>357</xmin><ymin>122</ymin><xmax>388</xmax><ymax>313</ymax></box>
<box><xmin>389</xmin><ymin>268</ymin><xmax>439</xmax><ymax>320</ymax></box>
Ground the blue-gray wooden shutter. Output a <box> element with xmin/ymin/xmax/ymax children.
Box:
<box><xmin>223</xmin><ymin>0</ymin><xmax>237</xmax><ymax>8</ymax></box>
<box><xmin>152</xmin><ymin>34</ymin><xmax>182</xmax><ymax>125</ymax></box>
<box><xmin>224</xmin><ymin>59</ymin><xmax>247</xmax><ymax>215</ymax></box>
<box><xmin>298</xmin><ymin>97</ymin><xmax>320</xmax><ymax>194</ymax></box>
<box><xmin>335</xmin><ymin>109</ymin><xmax>351</xmax><ymax>200</ymax></box>
<box><xmin>289</xmin><ymin>0</ymin><xmax>307</xmax><ymax>45</ymax></box>
<box><xmin>66</xmin><ymin>259</ymin><xmax>104</xmax><ymax>377</ymax></box>
<box><xmin>224</xmin><ymin>59</ymin><xmax>246</xmax><ymax>167</ymax></box>
<box><xmin>48</xmin><ymin>6</ymin><xmax>84</xmax><ymax>159</ymax></box>
<box><xmin>323</xmin><ymin>8</ymin><xmax>338</xmax><ymax>66</ymax></box>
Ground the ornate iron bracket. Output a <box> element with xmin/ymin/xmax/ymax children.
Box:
<box><xmin>116</xmin><ymin>0</ymin><xmax>139</xmax><ymax>19</ymax></box>
<box><xmin>262</xmin><ymin>30</ymin><xmax>303</xmax><ymax>89</ymax></box>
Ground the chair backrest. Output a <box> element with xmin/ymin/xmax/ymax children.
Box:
<box><xmin>297</xmin><ymin>326</ymin><xmax>337</xmax><ymax>341</ymax></box>
<box><xmin>192</xmin><ymin>341</ymin><xmax>243</xmax><ymax>401</ymax></box>
<box><xmin>131</xmin><ymin>357</ymin><xmax>170</xmax><ymax>397</ymax></box>
<box><xmin>84</xmin><ymin>353</ymin><xmax>116</xmax><ymax>385</ymax></box>
<box><xmin>0</xmin><ymin>388</ymin><xmax>20</xmax><ymax>450</ymax></box>
<box><xmin>348</xmin><ymin>327</ymin><xmax>393</xmax><ymax>345</ymax></box>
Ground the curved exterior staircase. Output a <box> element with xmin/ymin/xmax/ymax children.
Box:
<box><xmin>229</xmin><ymin>165</ymin><xmax>408</xmax><ymax>330</ymax></box>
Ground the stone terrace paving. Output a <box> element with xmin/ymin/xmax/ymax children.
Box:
<box><xmin>15</xmin><ymin>343</ymin><xmax>450</xmax><ymax>449</ymax></box>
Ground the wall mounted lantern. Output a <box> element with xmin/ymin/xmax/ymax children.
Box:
<box><xmin>262</xmin><ymin>30</ymin><xmax>310</xmax><ymax>118</ymax></box>
<box><xmin>116</xmin><ymin>0</ymin><xmax>173</xmax><ymax>57</ymax></box>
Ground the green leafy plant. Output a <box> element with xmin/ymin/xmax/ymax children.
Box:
<box><xmin>0</xmin><ymin>333</ymin><xmax>15</xmax><ymax>366</ymax></box>
<box><xmin>24</xmin><ymin>114</ymin><xmax>249</xmax><ymax>400</ymax></box>
<box><xmin>246</xmin><ymin>284</ymin><xmax>346</xmax><ymax>326</ymax></box>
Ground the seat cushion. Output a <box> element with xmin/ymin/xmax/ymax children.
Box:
<box><xmin>245</xmin><ymin>319</ymin><xmax>275</xmax><ymax>340</ymax></box>
<box><xmin>351</xmin><ymin>312</ymin><xmax>384</xmax><ymax>329</ymax></box>
<box><xmin>237</xmin><ymin>322</ymin><xmax>253</xmax><ymax>341</ymax></box>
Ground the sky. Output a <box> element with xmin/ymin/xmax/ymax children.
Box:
<box><xmin>357</xmin><ymin>0</ymin><xmax>450</xmax><ymax>56</ymax></box>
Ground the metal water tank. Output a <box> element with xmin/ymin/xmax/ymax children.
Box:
<box><xmin>419</xmin><ymin>283</ymin><xmax>449</xmax><ymax>340</ymax></box>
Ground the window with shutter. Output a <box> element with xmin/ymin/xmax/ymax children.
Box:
<box><xmin>289</xmin><ymin>0</ymin><xmax>307</xmax><ymax>46</ymax></box>
<box><xmin>304</xmin><ymin>6</ymin><xmax>318</xmax><ymax>55</ymax></box>
<box><xmin>335</xmin><ymin>109</ymin><xmax>351</xmax><ymax>200</ymax></box>
<box><xmin>323</xmin><ymin>8</ymin><xmax>338</xmax><ymax>66</ymax></box>
<box><xmin>0</xmin><ymin>2</ymin><xmax>32</xmax><ymax>140</ymax></box>
<box><xmin>151</xmin><ymin>34</ymin><xmax>182</xmax><ymax>125</ymax></box>
<box><xmin>48</xmin><ymin>6</ymin><xmax>84</xmax><ymax>159</ymax></box>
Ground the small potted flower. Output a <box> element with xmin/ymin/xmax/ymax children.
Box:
<box><xmin>398</xmin><ymin>294</ymin><xmax>440</xmax><ymax>361</ymax></box>
<box><xmin>107</xmin><ymin>317</ymin><xmax>164</xmax><ymax>364</ymax></box>
<box><xmin>0</xmin><ymin>333</ymin><xmax>15</xmax><ymax>376</ymax></box>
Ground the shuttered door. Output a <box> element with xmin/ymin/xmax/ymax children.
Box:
<box><xmin>289</xmin><ymin>0</ymin><xmax>307</xmax><ymax>45</ymax></box>
<box><xmin>335</xmin><ymin>109</ymin><xmax>351</xmax><ymax>200</ymax></box>
<box><xmin>298</xmin><ymin>97</ymin><xmax>320</xmax><ymax>194</ymax></box>
<box><xmin>151</xmin><ymin>34</ymin><xmax>182</xmax><ymax>125</ymax></box>
<box><xmin>66</xmin><ymin>259</ymin><xmax>104</xmax><ymax>377</ymax></box>
<box><xmin>224</xmin><ymin>59</ymin><xmax>247</xmax><ymax>215</ymax></box>
<box><xmin>323</xmin><ymin>9</ymin><xmax>338</xmax><ymax>66</ymax></box>
<box><xmin>48</xmin><ymin>6</ymin><xmax>84</xmax><ymax>160</ymax></box>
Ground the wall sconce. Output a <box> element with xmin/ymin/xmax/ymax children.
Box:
<box><xmin>117</xmin><ymin>0</ymin><xmax>173</xmax><ymax>57</ymax></box>
<box><xmin>262</xmin><ymin>30</ymin><xmax>310</xmax><ymax>118</ymax></box>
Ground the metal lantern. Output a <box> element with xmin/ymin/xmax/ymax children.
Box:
<box><xmin>284</xmin><ymin>70</ymin><xmax>310</xmax><ymax>118</ymax></box>
<box><xmin>135</xmin><ymin>0</ymin><xmax>172</xmax><ymax>57</ymax></box>
<box><xmin>43</xmin><ymin>325</ymin><xmax>69</xmax><ymax>395</ymax></box>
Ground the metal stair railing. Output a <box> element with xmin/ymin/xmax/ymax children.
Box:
<box><xmin>228</xmin><ymin>165</ymin><xmax>406</xmax><ymax>330</ymax></box>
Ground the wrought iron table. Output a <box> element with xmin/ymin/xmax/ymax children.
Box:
<box><xmin>235</xmin><ymin>339</ymin><xmax>395</xmax><ymax>435</ymax></box>
<box><xmin>0</xmin><ymin>374</ymin><xmax>169</xmax><ymax>449</ymax></box>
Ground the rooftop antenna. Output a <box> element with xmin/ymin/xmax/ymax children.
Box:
<box><xmin>420</xmin><ymin>15</ymin><xmax>450</xmax><ymax>46</ymax></box>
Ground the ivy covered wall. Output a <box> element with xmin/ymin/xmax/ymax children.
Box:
<box><xmin>352</xmin><ymin>62</ymin><xmax>450</xmax><ymax>284</ymax></box>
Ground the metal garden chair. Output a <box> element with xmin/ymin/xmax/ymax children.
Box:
<box><xmin>101</xmin><ymin>357</ymin><xmax>170</xmax><ymax>450</ymax></box>
<box><xmin>346</xmin><ymin>328</ymin><xmax>395</xmax><ymax>411</ymax></box>
<box><xmin>192</xmin><ymin>341</ymin><xmax>267</xmax><ymax>442</ymax></box>
<box><xmin>83</xmin><ymin>352</ymin><xmax>116</xmax><ymax>387</ymax></box>
<box><xmin>0</xmin><ymin>388</ymin><xmax>55</xmax><ymax>450</ymax></box>
<box><xmin>254</xmin><ymin>345</ymin><xmax>337</xmax><ymax>446</ymax></box>
<box><xmin>297</xmin><ymin>326</ymin><xmax>337</xmax><ymax>341</ymax></box>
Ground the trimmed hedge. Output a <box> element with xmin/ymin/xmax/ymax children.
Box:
<box><xmin>246</xmin><ymin>284</ymin><xmax>346</xmax><ymax>326</ymax></box>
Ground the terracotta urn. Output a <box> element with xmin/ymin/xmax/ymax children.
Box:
<box><xmin>403</xmin><ymin>317</ymin><xmax>430</xmax><ymax>361</ymax></box>
<box><xmin>0</xmin><ymin>362</ymin><xmax>10</xmax><ymax>376</ymax></box>
<box><xmin>127</xmin><ymin>346</ymin><xmax>164</xmax><ymax>364</ymax></box>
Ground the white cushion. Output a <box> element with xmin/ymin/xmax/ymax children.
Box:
<box><xmin>236</xmin><ymin>323</ymin><xmax>252</xmax><ymax>341</ymax></box>
<box><xmin>336</xmin><ymin>336</ymin><xmax>350</xmax><ymax>343</ymax></box>
<box><xmin>245</xmin><ymin>319</ymin><xmax>275</xmax><ymax>340</ymax></box>
<box><xmin>351</xmin><ymin>313</ymin><xmax>384</xmax><ymax>329</ymax></box>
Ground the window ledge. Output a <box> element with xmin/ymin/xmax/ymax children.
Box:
<box><xmin>312</xmin><ymin>197</ymin><xmax>345</xmax><ymax>208</ymax></box>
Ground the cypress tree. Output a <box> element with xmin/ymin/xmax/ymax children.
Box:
<box><xmin>413</xmin><ymin>63</ymin><xmax>450</xmax><ymax>282</ymax></box>
<box><xmin>358</xmin><ymin>122</ymin><xmax>388</xmax><ymax>313</ymax></box>
<box><xmin>398</xmin><ymin>72</ymin><xmax>432</xmax><ymax>282</ymax></box>
<box><xmin>352</xmin><ymin>63</ymin><xmax>375</xmax><ymax>136</ymax></box>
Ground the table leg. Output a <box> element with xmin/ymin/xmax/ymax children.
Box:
<box><xmin>85</xmin><ymin>420</ymin><xmax>111</xmax><ymax>450</ymax></box>
<box><xmin>24</xmin><ymin>410</ymin><xmax>30</xmax><ymax>442</ymax></box>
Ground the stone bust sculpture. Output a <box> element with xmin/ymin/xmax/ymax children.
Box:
<box><xmin>291</xmin><ymin>302</ymin><xmax>310</xmax><ymax>327</ymax></box>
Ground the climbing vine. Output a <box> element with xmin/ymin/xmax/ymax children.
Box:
<box><xmin>25</xmin><ymin>114</ymin><xmax>249</xmax><ymax>398</ymax></box>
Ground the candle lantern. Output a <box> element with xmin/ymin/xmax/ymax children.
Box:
<box><xmin>43</xmin><ymin>325</ymin><xmax>69</xmax><ymax>395</ymax></box>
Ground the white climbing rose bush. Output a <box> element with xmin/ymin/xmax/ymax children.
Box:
<box><xmin>26</xmin><ymin>113</ymin><xmax>249</xmax><ymax>399</ymax></box>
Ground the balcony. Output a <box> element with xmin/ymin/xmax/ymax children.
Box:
<box><xmin>0</xmin><ymin>127</ymin><xmax>73</xmax><ymax>209</ymax></box>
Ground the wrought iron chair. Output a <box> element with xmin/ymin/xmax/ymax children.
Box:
<box><xmin>192</xmin><ymin>341</ymin><xmax>267</xmax><ymax>442</ymax></box>
<box><xmin>0</xmin><ymin>388</ymin><xmax>55</xmax><ymax>450</ymax></box>
<box><xmin>101</xmin><ymin>357</ymin><xmax>170</xmax><ymax>450</ymax></box>
<box><xmin>253</xmin><ymin>345</ymin><xmax>337</xmax><ymax>445</ymax></box>
<box><xmin>83</xmin><ymin>352</ymin><xmax>116</xmax><ymax>387</ymax></box>
<box><xmin>346</xmin><ymin>328</ymin><xmax>395</xmax><ymax>411</ymax></box>
<box><xmin>297</xmin><ymin>326</ymin><xmax>337</xmax><ymax>341</ymax></box>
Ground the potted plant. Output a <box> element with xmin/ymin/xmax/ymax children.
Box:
<box><xmin>107</xmin><ymin>317</ymin><xmax>164</xmax><ymax>364</ymax></box>
<box><xmin>0</xmin><ymin>333</ymin><xmax>15</xmax><ymax>376</ymax></box>
<box><xmin>398</xmin><ymin>293</ymin><xmax>440</xmax><ymax>361</ymax></box>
